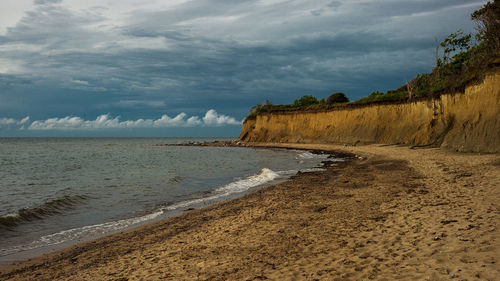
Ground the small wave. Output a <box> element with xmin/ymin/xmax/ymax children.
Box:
<box><xmin>0</xmin><ymin>168</ymin><xmax>300</xmax><ymax>256</ymax></box>
<box><xmin>168</xmin><ymin>176</ymin><xmax>185</xmax><ymax>184</ymax></box>
<box><xmin>0</xmin><ymin>210</ymin><xmax>163</xmax><ymax>257</ymax></box>
<box><xmin>164</xmin><ymin>168</ymin><xmax>292</xmax><ymax>211</ymax></box>
<box><xmin>214</xmin><ymin>168</ymin><xmax>280</xmax><ymax>193</ymax></box>
<box><xmin>327</xmin><ymin>158</ymin><xmax>345</xmax><ymax>162</ymax></box>
<box><xmin>299</xmin><ymin>167</ymin><xmax>327</xmax><ymax>173</ymax></box>
<box><xmin>296</xmin><ymin>151</ymin><xmax>329</xmax><ymax>159</ymax></box>
<box><xmin>0</xmin><ymin>169</ymin><xmax>285</xmax><ymax>256</ymax></box>
<box><xmin>0</xmin><ymin>195</ymin><xmax>88</xmax><ymax>228</ymax></box>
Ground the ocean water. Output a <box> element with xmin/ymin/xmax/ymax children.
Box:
<box><xmin>0</xmin><ymin>138</ymin><xmax>335</xmax><ymax>262</ymax></box>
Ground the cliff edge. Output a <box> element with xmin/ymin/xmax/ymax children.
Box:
<box><xmin>239</xmin><ymin>71</ymin><xmax>500</xmax><ymax>153</ymax></box>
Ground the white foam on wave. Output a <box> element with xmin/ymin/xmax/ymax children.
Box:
<box><xmin>215</xmin><ymin>168</ymin><xmax>280</xmax><ymax>193</ymax></box>
<box><xmin>0</xmin><ymin>210</ymin><xmax>163</xmax><ymax>257</ymax></box>
<box><xmin>164</xmin><ymin>168</ymin><xmax>293</xmax><ymax>211</ymax></box>
<box><xmin>299</xmin><ymin>167</ymin><xmax>327</xmax><ymax>173</ymax></box>
<box><xmin>0</xmin><ymin>168</ymin><xmax>299</xmax><ymax>257</ymax></box>
<box><xmin>2</xmin><ymin>213</ymin><xmax>19</xmax><ymax>218</ymax></box>
<box><xmin>296</xmin><ymin>151</ymin><xmax>329</xmax><ymax>159</ymax></box>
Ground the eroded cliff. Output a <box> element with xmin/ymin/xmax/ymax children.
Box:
<box><xmin>239</xmin><ymin>72</ymin><xmax>500</xmax><ymax>153</ymax></box>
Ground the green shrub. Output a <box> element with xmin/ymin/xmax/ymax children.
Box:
<box><xmin>293</xmin><ymin>95</ymin><xmax>319</xmax><ymax>107</ymax></box>
<box><xmin>326</xmin><ymin>92</ymin><xmax>349</xmax><ymax>104</ymax></box>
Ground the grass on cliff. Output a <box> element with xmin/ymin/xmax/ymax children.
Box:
<box><xmin>246</xmin><ymin>0</ymin><xmax>500</xmax><ymax>120</ymax></box>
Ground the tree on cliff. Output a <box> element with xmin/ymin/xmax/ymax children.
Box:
<box><xmin>293</xmin><ymin>95</ymin><xmax>319</xmax><ymax>107</ymax></box>
<box><xmin>326</xmin><ymin>92</ymin><xmax>349</xmax><ymax>104</ymax></box>
<box><xmin>472</xmin><ymin>0</ymin><xmax>500</xmax><ymax>53</ymax></box>
<box><xmin>438</xmin><ymin>30</ymin><xmax>472</xmax><ymax>66</ymax></box>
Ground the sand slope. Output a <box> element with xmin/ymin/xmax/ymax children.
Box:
<box><xmin>1</xmin><ymin>144</ymin><xmax>499</xmax><ymax>280</ymax></box>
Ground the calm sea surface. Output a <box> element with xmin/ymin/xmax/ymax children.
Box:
<box><xmin>0</xmin><ymin>138</ymin><xmax>335</xmax><ymax>262</ymax></box>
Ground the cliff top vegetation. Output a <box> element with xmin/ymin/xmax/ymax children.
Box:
<box><xmin>247</xmin><ymin>0</ymin><xmax>499</xmax><ymax>120</ymax></box>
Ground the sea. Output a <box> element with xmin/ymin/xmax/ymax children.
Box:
<box><xmin>0</xmin><ymin>138</ymin><xmax>338</xmax><ymax>264</ymax></box>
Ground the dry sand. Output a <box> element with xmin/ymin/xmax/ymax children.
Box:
<box><xmin>1</xmin><ymin>144</ymin><xmax>499</xmax><ymax>280</ymax></box>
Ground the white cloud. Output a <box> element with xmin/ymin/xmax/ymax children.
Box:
<box><xmin>71</xmin><ymin>79</ymin><xmax>89</xmax><ymax>85</ymax></box>
<box><xmin>19</xmin><ymin>116</ymin><xmax>30</xmax><ymax>125</ymax></box>
<box><xmin>186</xmin><ymin>116</ymin><xmax>201</xmax><ymax>126</ymax></box>
<box><xmin>152</xmin><ymin>112</ymin><xmax>188</xmax><ymax>127</ymax></box>
<box><xmin>0</xmin><ymin>0</ymin><xmax>33</xmax><ymax>35</ymax></box>
<box><xmin>0</xmin><ymin>116</ymin><xmax>30</xmax><ymax>128</ymax></box>
<box><xmin>0</xmin><ymin>118</ymin><xmax>18</xmax><ymax>126</ymax></box>
<box><xmin>202</xmin><ymin>109</ymin><xmax>241</xmax><ymax>126</ymax></box>
<box><xmin>17</xmin><ymin>109</ymin><xmax>241</xmax><ymax>130</ymax></box>
<box><xmin>0</xmin><ymin>58</ymin><xmax>26</xmax><ymax>74</ymax></box>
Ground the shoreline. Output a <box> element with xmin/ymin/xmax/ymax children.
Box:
<box><xmin>0</xmin><ymin>144</ymin><xmax>342</xmax><ymax>266</ymax></box>
<box><xmin>0</xmin><ymin>144</ymin><xmax>351</xmax><ymax>277</ymax></box>
<box><xmin>1</xmin><ymin>143</ymin><xmax>499</xmax><ymax>280</ymax></box>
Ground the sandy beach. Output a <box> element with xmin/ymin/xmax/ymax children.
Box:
<box><xmin>1</xmin><ymin>143</ymin><xmax>499</xmax><ymax>280</ymax></box>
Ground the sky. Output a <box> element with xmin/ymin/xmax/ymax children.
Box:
<box><xmin>0</xmin><ymin>0</ymin><xmax>487</xmax><ymax>137</ymax></box>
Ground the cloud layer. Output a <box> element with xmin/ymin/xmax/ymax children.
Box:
<box><xmin>0</xmin><ymin>0</ymin><xmax>486</xmax><ymax>136</ymax></box>
<box><xmin>1</xmin><ymin>110</ymin><xmax>241</xmax><ymax>131</ymax></box>
<box><xmin>0</xmin><ymin>116</ymin><xmax>30</xmax><ymax>127</ymax></box>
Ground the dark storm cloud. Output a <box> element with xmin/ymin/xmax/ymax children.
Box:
<box><xmin>34</xmin><ymin>0</ymin><xmax>63</xmax><ymax>5</ymax></box>
<box><xmin>0</xmin><ymin>0</ymin><xmax>487</xmax><ymax>136</ymax></box>
<box><xmin>327</xmin><ymin>1</ymin><xmax>342</xmax><ymax>9</ymax></box>
<box><xmin>3</xmin><ymin>4</ymin><xmax>105</xmax><ymax>46</ymax></box>
<box><xmin>359</xmin><ymin>0</ymin><xmax>479</xmax><ymax>17</ymax></box>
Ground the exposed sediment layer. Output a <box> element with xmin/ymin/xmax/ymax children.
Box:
<box><xmin>240</xmin><ymin>72</ymin><xmax>500</xmax><ymax>153</ymax></box>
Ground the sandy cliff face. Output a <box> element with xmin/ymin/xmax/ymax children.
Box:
<box><xmin>239</xmin><ymin>72</ymin><xmax>500</xmax><ymax>153</ymax></box>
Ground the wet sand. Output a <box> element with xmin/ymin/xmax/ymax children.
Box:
<box><xmin>1</xmin><ymin>144</ymin><xmax>499</xmax><ymax>280</ymax></box>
